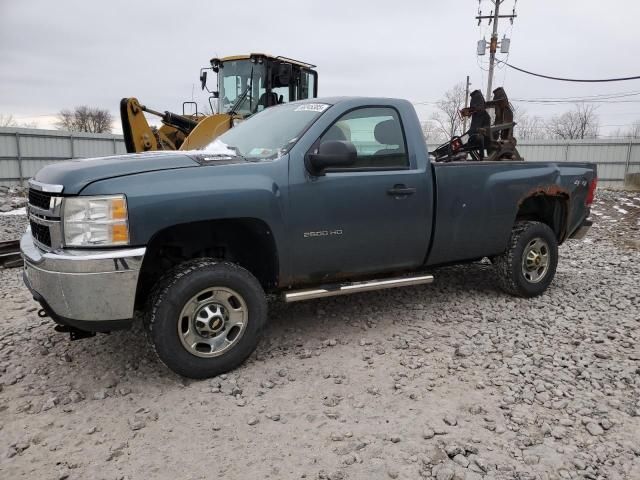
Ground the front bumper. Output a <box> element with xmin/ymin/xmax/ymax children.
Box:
<box><xmin>20</xmin><ymin>232</ymin><xmax>146</xmax><ymax>332</ymax></box>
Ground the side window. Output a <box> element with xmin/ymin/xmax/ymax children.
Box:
<box><xmin>300</xmin><ymin>70</ymin><xmax>316</xmax><ymax>100</ymax></box>
<box><xmin>317</xmin><ymin>107</ymin><xmax>409</xmax><ymax>169</ymax></box>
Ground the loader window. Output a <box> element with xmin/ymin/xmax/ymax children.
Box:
<box><xmin>218</xmin><ymin>60</ymin><xmax>265</xmax><ymax>115</ymax></box>
<box><xmin>300</xmin><ymin>70</ymin><xmax>316</xmax><ymax>100</ymax></box>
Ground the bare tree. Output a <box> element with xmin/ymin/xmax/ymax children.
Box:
<box><xmin>545</xmin><ymin>103</ymin><xmax>599</xmax><ymax>140</ymax></box>
<box><xmin>610</xmin><ymin>120</ymin><xmax>640</xmax><ymax>139</ymax></box>
<box><xmin>431</xmin><ymin>83</ymin><xmax>466</xmax><ymax>139</ymax></box>
<box><xmin>421</xmin><ymin>120</ymin><xmax>447</xmax><ymax>146</ymax></box>
<box><xmin>56</xmin><ymin>106</ymin><xmax>113</xmax><ymax>133</ymax></box>
<box><xmin>0</xmin><ymin>114</ymin><xmax>18</xmax><ymax>127</ymax></box>
<box><xmin>0</xmin><ymin>114</ymin><xmax>38</xmax><ymax>128</ymax></box>
<box><xmin>514</xmin><ymin>109</ymin><xmax>546</xmax><ymax>140</ymax></box>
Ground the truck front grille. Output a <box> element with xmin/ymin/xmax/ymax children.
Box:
<box><xmin>29</xmin><ymin>220</ymin><xmax>52</xmax><ymax>247</ymax></box>
<box><xmin>28</xmin><ymin>188</ymin><xmax>54</xmax><ymax>210</ymax></box>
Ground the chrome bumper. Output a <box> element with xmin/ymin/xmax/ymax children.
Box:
<box><xmin>20</xmin><ymin>232</ymin><xmax>146</xmax><ymax>324</ymax></box>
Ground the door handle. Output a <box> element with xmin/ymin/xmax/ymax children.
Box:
<box><xmin>387</xmin><ymin>184</ymin><xmax>416</xmax><ymax>196</ymax></box>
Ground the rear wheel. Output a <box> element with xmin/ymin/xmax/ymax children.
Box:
<box><xmin>495</xmin><ymin>221</ymin><xmax>558</xmax><ymax>297</ymax></box>
<box><xmin>146</xmin><ymin>259</ymin><xmax>266</xmax><ymax>378</ymax></box>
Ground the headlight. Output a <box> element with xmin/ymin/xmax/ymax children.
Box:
<box><xmin>63</xmin><ymin>195</ymin><xmax>129</xmax><ymax>247</ymax></box>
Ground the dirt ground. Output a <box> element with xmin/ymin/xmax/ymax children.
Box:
<box><xmin>0</xmin><ymin>190</ymin><xmax>638</xmax><ymax>480</ymax></box>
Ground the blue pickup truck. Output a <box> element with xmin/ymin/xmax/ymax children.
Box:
<box><xmin>21</xmin><ymin>97</ymin><xmax>597</xmax><ymax>378</ymax></box>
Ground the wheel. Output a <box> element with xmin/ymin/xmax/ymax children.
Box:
<box><xmin>494</xmin><ymin>221</ymin><xmax>558</xmax><ymax>298</ymax></box>
<box><xmin>146</xmin><ymin>259</ymin><xmax>267</xmax><ymax>378</ymax></box>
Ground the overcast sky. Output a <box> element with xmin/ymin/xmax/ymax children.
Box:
<box><xmin>1</xmin><ymin>0</ymin><xmax>639</xmax><ymax>135</ymax></box>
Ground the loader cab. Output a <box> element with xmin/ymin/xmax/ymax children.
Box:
<box><xmin>208</xmin><ymin>54</ymin><xmax>318</xmax><ymax>117</ymax></box>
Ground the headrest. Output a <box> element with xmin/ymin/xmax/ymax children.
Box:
<box><xmin>374</xmin><ymin>119</ymin><xmax>402</xmax><ymax>145</ymax></box>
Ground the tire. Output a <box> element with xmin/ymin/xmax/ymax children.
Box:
<box><xmin>146</xmin><ymin>259</ymin><xmax>267</xmax><ymax>379</ymax></box>
<box><xmin>494</xmin><ymin>221</ymin><xmax>559</xmax><ymax>298</ymax></box>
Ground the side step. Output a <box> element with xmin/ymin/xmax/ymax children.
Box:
<box><xmin>284</xmin><ymin>274</ymin><xmax>434</xmax><ymax>303</ymax></box>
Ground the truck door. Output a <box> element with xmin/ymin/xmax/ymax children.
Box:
<box><xmin>287</xmin><ymin>106</ymin><xmax>430</xmax><ymax>283</ymax></box>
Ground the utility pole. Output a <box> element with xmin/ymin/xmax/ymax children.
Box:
<box><xmin>476</xmin><ymin>0</ymin><xmax>517</xmax><ymax>99</ymax></box>
<box><xmin>486</xmin><ymin>1</ymin><xmax>500</xmax><ymax>99</ymax></box>
<box><xmin>462</xmin><ymin>75</ymin><xmax>471</xmax><ymax>133</ymax></box>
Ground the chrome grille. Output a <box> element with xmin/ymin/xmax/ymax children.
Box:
<box><xmin>29</xmin><ymin>219</ymin><xmax>52</xmax><ymax>247</ymax></box>
<box><xmin>28</xmin><ymin>188</ymin><xmax>54</xmax><ymax>210</ymax></box>
<box><xmin>27</xmin><ymin>180</ymin><xmax>64</xmax><ymax>250</ymax></box>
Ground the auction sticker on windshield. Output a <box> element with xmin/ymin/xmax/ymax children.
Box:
<box><xmin>294</xmin><ymin>103</ymin><xmax>330</xmax><ymax>112</ymax></box>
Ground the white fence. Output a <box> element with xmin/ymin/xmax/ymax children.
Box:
<box><xmin>518</xmin><ymin>139</ymin><xmax>640</xmax><ymax>188</ymax></box>
<box><xmin>1</xmin><ymin>127</ymin><xmax>639</xmax><ymax>188</ymax></box>
<box><xmin>0</xmin><ymin>127</ymin><xmax>127</xmax><ymax>187</ymax></box>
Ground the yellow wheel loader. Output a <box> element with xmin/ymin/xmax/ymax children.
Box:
<box><xmin>120</xmin><ymin>54</ymin><xmax>318</xmax><ymax>153</ymax></box>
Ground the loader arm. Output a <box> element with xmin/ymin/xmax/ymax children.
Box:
<box><xmin>120</xmin><ymin>98</ymin><xmax>158</xmax><ymax>153</ymax></box>
<box><xmin>120</xmin><ymin>98</ymin><xmax>203</xmax><ymax>153</ymax></box>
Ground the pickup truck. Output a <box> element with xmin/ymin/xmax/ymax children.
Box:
<box><xmin>21</xmin><ymin>97</ymin><xmax>597</xmax><ymax>378</ymax></box>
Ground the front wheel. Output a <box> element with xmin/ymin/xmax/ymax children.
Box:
<box><xmin>146</xmin><ymin>259</ymin><xmax>267</xmax><ymax>378</ymax></box>
<box><xmin>495</xmin><ymin>221</ymin><xmax>559</xmax><ymax>298</ymax></box>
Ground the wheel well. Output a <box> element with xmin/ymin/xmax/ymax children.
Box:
<box><xmin>135</xmin><ymin>218</ymin><xmax>278</xmax><ymax>310</ymax></box>
<box><xmin>515</xmin><ymin>194</ymin><xmax>568</xmax><ymax>241</ymax></box>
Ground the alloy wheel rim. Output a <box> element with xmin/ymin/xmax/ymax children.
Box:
<box><xmin>178</xmin><ymin>287</ymin><xmax>248</xmax><ymax>358</ymax></box>
<box><xmin>521</xmin><ymin>237</ymin><xmax>550</xmax><ymax>283</ymax></box>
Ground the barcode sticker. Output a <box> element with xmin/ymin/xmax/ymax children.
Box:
<box><xmin>294</xmin><ymin>103</ymin><xmax>330</xmax><ymax>112</ymax></box>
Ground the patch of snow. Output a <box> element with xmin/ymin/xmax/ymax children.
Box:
<box><xmin>613</xmin><ymin>206</ymin><xmax>628</xmax><ymax>214</ymax></box>
<box><xmin>0</xmin><ymin>207</ymin><xmax>26</xmax><ymax>216</ymax></box>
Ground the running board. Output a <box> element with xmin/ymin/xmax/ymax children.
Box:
<box><xmin>284</xmin><ymin>274</ymin><xmax>434</xmax><ymax>303</ymax></box>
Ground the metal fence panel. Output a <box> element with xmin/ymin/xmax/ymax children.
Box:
<box><xmin>629</xmin><ymin>144</ymin><xmax>640</xmax><ymax>175</ymax></box>
<box><xmin>0</xmin><ymin>127</ymin><xmax>126</xmax><ymax>186</ymax></box>
<box><xmin>74</xmin><ymin>137</ymin><xmax>122</xmax><ymax>157</ymax></box>
<box><xmin>19</xmin><ymin>134</ymin><xmax>71</xmax><ymax>159</ymax></box>
<box><xmin>0</xmin><ymin>159</ymin><xmax>20</xmax><ymax>179</ymax></box>
<box><xmin>519</xmin><ymin>140</ymin><xmax>639</xmax><ymax>188</ymax></box>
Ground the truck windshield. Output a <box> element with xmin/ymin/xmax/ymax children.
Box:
<box><xmin>202</xmin><ymin>103</ymin><xmax>330</xmax><ymax>160</ymax></box>
<box><xmin>218</xmin><ymin>60</ymin><xmax>265</xmax><ymax>115</ymax></box>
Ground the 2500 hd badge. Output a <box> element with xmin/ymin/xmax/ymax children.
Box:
<box><xmin>303</xmin><ymin>229</ymin><xmax>343</xmax><ymax>238</ymax></box>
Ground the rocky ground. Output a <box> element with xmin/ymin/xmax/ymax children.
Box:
<box><xmin>0</xmin><ymin>190</ymin><xmax>638</xmax><ymax>480</ymax></box>
<box><xmin>0</xmin><ymin>184</ymin><xmax>27</xmax><ymax>213</ymax></box>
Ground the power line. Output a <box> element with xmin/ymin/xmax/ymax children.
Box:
<box><xmin>513</xmin><ymin>90</ymin><xmax>640</xmax><ymax>102</ymax></box>
<box><xmin>497</xmin><ymin>60</ymin><xmax>640</xmax><ymax>82</ymax></box>
<box><xmin>412</xmin><ymin>90</ymin><xmax>640</xmax><ymax>106</ymax></box>
<box><xmin>515</xmin><ymin>99</ymin><xmax>640</xmax><ymax>105</ymax></box>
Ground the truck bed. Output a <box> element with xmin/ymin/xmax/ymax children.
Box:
<box><xmin>426</xmin><ymin>161</ymin><xmax>597</xmax><ymax>266</ymax></box>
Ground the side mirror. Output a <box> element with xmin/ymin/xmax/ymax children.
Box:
<box><xmin>307</xmin><ymin>140</ymin><xmax>357</xmax><ymax>175</ymax></box>
<box><xmin>200</xmin><ymin>71</ymin><xmax>208</xmax><ymax>90</ymax></box>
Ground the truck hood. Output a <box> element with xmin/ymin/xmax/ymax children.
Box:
<box><xmin>33</xmin><ymin>152</ymin><xmax>201</xmax><ymax>194</ymax></box>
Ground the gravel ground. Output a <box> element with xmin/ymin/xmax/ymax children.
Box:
<box><xmin>0</xmin><ymin>190</ymin><xmax>638</xmax><ymax>480</ymax></box>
